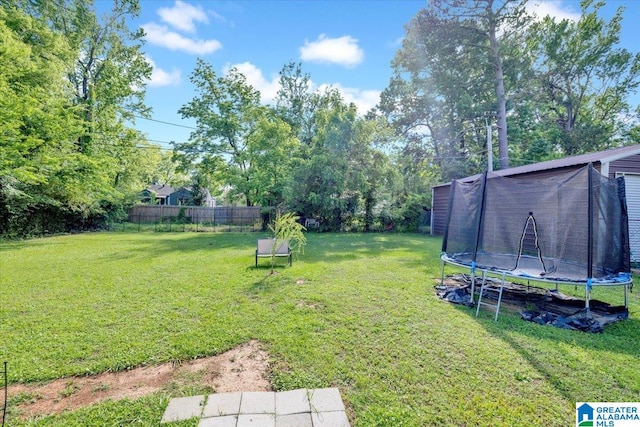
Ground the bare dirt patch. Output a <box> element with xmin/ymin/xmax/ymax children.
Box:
<box><xmin>8</xmin><ymin>340</ymin><xmax>271</xmax><ymax>420</ymax></box>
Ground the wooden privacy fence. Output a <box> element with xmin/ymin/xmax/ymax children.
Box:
<box><xmin>123</xmin><ymin>205</ymin><xmax>268</xmax><ymax>233</ymax></box>
<box><xmin>128</xmin><ymin>205</ymin><xmax>266</xmax><ymax>227</ymax></box>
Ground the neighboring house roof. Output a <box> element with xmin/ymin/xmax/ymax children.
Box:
<box><xmin>142</xmin><ymin>185</ymin><xmax>215</xmax><ymax>206</ymax></box>
<box><xmin>146</xmin><ymin>184</ymin><xmax>176</xmax><ymax>197</ymax></box>
<box><xmin>434</xmin><ymin>144</ymin><xmax>640</xmax><ymax>187</ymax></box>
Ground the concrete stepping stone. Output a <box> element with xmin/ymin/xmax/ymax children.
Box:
<box><xmin>275</xmin><ymin>388</ymin><xmax>311</xmax><ymax>415</ymax></box>
<box><xmin>308</xmin><ymin>388</ymin><xmax>346</xmax><ymax>412</ymax></box>
<box><xmin>198</xmin><ymin>415</ymin><xmax>237</xmax><ymax>427</ymax></box>
<box><xmin>162</xmin><ymin>388</ymin><xmax>350</xmax><ymax>426</ymax></box>
<box><xmin>311</xmin><ymin>409</ymin><xmax>350</xmax><ymax>427</ymax></box>
<box><xmin>276</xmin><ymin>412</ymin><xmax>313</xmax><ymax>427</ymax></box>
<box><xmin>237</xmin><ymin>413</ymin><xmax>276</xmax><ymax>426</ymax></box>
<box><xmin>161</xmin><ymin>395</ymin><xmax>205</xmax><ymax>423</ymax></box>
<box><xmin>239</xmin><ymin>391</ymin><xmax>275</xmax><ymax>414</ymax></box>
<box><xmin>202</xmin><ymin>392</ymin><xmax>242</xmax><ymax>418</ymax></box>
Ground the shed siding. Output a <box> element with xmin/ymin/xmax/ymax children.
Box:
<box><xmin>611</xmin><ymin>155</ymin><xmax>640</xmax><ymax>263</ymax></box>
<box><xmin>431</xmin><ymin>185</ymin><xmax>452</xmax><ymax>236</ymax></box>
<box><xmin>609</xmin><ymin>154</ymin><xmax>640</xmax><ymax>178</ymax></box>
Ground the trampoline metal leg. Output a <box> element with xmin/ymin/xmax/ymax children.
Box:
<box><xmin>495</xmin><ymin>272</ymin><xmax>506</xmax><ymax>322</ymax></box>
<box><xmin>440</xmin><ymin>259</ymin><xmax>445</xmax><ymax>286</ymax></box>
<box><xmin>469</xmin><ymin>270</ymin><xmax>476</xmax><ymax>305</ymax></box>
<box><xmin>625</xmin><ymin>284</ymin><xmax>629</xmax><ymax>309</ymax></box>
<box><xmin>585</xmin><ymin>284</ymin><xmax>591</xmax><ymax>314</ymax></box>
<box><xmin>475</xmin><ymin>271</ymin><xmax>487</xmax><ymax>318</ymax></box>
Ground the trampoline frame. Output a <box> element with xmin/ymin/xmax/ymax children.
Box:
<box><xmin>440</xmin><ymin>254</ymin><xmax>632</xmax><ymax>314</ymax></box>
<box><xmin>440</xmin><ymin>164</ymin><xmax>633</xmax><ymax>319</ymax></box>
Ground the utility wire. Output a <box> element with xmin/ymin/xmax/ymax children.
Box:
<box><xmin>146</xmin><ymin>138</ymin><xmax>175</xmax><ymax>146</ymax></box>
<box><xmin>132</xmin><ymin>114</ymin><xmax>197</xmax><ymax>130</ymax></box>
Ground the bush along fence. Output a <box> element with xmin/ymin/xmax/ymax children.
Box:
<box><xmin>116</xmin><ymin>205</ymin><xmax>270</xmax><ymax>233</ymax></box>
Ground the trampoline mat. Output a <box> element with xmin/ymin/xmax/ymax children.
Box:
<box><xmin>445</xmin><ymin>252</ymin><xmax>630</xmax><ymax>284</ymax></box>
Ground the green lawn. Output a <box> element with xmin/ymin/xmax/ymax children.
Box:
<box><xmin>1</xmin><ymin>232</ymin><xmax>639</xmax><ymax>426</ymax></box>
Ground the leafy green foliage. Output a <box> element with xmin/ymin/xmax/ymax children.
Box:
<box><xmin>525</xmin><ymin>0</ymin><xmax>640</xmax><ymax>155</ymax></box>
<box><xmin>177</xmin><ymin>61</ymin><xmax>300</xmax><ymax>207</ymax></box>
<box><xmin>276</xmin><ymin>73</ymin><xmax>397</xmax><ymax>231</ymax></box>
<box><xmin>382</xmin><ymin>0</ymin><xmax>640</xmax><ymax>179</ymax></box>
<box><xmin>0</xmin><ymin>1</ymin><xmax>156</xmax><ymax>237</ymax></box>
<box><xmin>269</xmin><ymin>211</ymin><xmax>307</xmax><ymax>253</ymax></box>
<box><xmin>382</xmin><ymin>0</ymin><xmax>530</xmax><ymax>173</ymax></box>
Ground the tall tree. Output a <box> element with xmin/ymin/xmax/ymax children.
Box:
<box><xmin>276</xmin><ymin>62</ymin><xmax>348</xmax><ymax>149</ymax></box>
<box><xmin>0</xmin><ymin>5</ymin><xmax>80</xmax><ymax>234</ymax></box>
<box><xmin>283</xmin><ymin>95</ymin><xmax>394</xmax><ymax>231</ymax></box>
<box><xmin>382</xmin><ymin>0</ymin><xmax>532</xmax><ymax>175</ymax></box>
<box><xmin>284</xmin><ymin>101</ymin><xmax>356</xmax><ymax>230</ymax></box>
<box><xmin>527</xmin><ymin>0</ymin><xmax>640</xmax><ymax>155</ymax></box>
<box><xmin>1</xmin><ymin>0</ymin><xmax>155</xmax><ymax>235</ymax></box>
<box><xmin>177</xmin><ymin>60</ymin><xmax>299</xmax><ymax>206</ymax></box>
<box><xmin>246</xmin><ymin>114</ymin><xmax>300</xmax><ymax>207</ymax></box>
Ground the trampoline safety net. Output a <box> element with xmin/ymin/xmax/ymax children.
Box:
<box><xmin>442</xmin><ymin>164</ymin><xmax>631</xmax><ymax>283</ymax></box>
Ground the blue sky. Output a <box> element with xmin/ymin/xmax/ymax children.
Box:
<box><xmin>120</xmin><ymin>1</ymin><xmax>640</xmax><ymax>150</ymax></box>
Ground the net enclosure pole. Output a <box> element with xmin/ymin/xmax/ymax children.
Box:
<box><xmin>473</xmin><ymin>172</ymin><xmax>488</xmax><ymax>262</ymax></box>
<box><xmin>467</xmin><ymin>171</ymin><xmax>488</xmax><ymax>305</ymax></box>
<box><xmin>473</xmin><ymin>172</ymin><xmax>489</xmax><ymax>259</ymax></box>
<box><xmin>586</xmin><ymin>164</ymin><xmax>594</xmax><ymax>313</ymax></box>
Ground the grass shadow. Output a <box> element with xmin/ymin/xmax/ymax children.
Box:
<box><xmin>246</xmin><ymin>269</ymin><xmax>292</xmax><ymax>295</ymax></box>
<box><xmin>299</xmin><ymin>233</ymin><xmax>439</xmax><ymax>266</ymax></box>
<box><xmin>102</xmin><ymin>232</ymin><xmax>262</xmax><ymax>261</ymax></box>
<box><xmin>444</xmin><ymin>296</ymin><xmax>640</xmax><ymax>402</ymax></box>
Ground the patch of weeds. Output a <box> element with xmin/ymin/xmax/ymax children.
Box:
<box><xmin>295</xmin><ymin>300</ymin><xmax>323</xmax><ymax>310</ymax></box>
<box><xmin>162</xmin><ymin>369</ymin><xmax>215</xmax><ymax>397</ymax></box>
<box><xmin>163</xmin><ymin>380</ymin><xmax>215</xmax><ymax>398</ymax></box>
<box><xmin>91</xmin><ymin>383</ymin><xmax>111</xmax><ymax>393</ymax></box>
<box><xmin>270</xmin><ymin>365</ymin><xmax>325</xmax><ymax>391</ymax></box>
<box><xmin>9</xmin><ymin>391</ymin><xmax>43</xmax><ymax>405</ymax></box>
<box><xmin>60</xmin><ymin>380</ymin><xmax>80</xmax><ymax>398</ymax></box>
<box><xmin>514</xmin><ymin>371</ymin><xmax>532</xmax><ymax>382</ymax></box>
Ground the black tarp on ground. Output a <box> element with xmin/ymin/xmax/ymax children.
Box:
<box><xmin>435</xmin><ymin>274</ymin><xmax>628</xmax><ymax>332</ymax></box>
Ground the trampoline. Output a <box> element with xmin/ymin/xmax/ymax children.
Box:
<box><xmin>440</xmin><ymin>163</ymin><xmax>633</xmax><ymax>319</ymax></box>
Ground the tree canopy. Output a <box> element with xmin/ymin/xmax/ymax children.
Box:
<box><xmin>381</xmin><ymin>0</ymin><xmax>640</xmax><ymax>180</ymax></box>
<box><xmin>2</xmin><ymin>0</ymin><xmax>639</xmax><ymax>236</ymax></box>
<box><xmin>0</xmin><ymin>0</ymin><xmax>156</xmax><ymax>236</ymax></box>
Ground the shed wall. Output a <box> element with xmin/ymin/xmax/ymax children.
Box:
<box><xmin>431</xmin><ymin>185</ymin><xmax>451</xmax><ymax>236</ymax></box>
<box><xmin>609</xmin><ymin>153</ymin><xmax>640</xmax><ymax>178</ymax></box>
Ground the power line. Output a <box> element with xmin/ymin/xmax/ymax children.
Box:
<box><xmin>132</xmin><ymin>114</ymin><xmax>197</xmax><ymax>130</ymax></box>
<box><xmin>135</xmin><ymin>144</ymin><xmax>170</xmax><ymax>151</ymax></box>
<box><xmin>146</xmin><ymin>138</ymin><xmax>175</xmax><ymax>146</ymax></box>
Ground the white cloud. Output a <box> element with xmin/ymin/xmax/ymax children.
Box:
<box><xmin>223</xmin><ymin>62</ymin><xmax>280</xmax><ymax>103</ymax></box>
<box><xmin>146</xmin><ymin>56</ymin><xmax>181</xmax><ymax>87</ymax></box>
<box><xmin>158</xmin><ymin>0</ymin><xmax>208</xmax><ymax>33</ymax></box>
<box><xmin>527</xmin><ymin>1</ymin><xmax>581</xmax><ymax>22</ymax></box>
<box><xmin>300</xmin><ymin>34</ymin><xmax>364</xmax><ymax>68</ymax></box>
<box><xmin>223</xmin><ymin>62</ymin><xmax>379</xmax><ymax>114</ymax></box>
<box><xmin>143</xmin><ymin>23</ymin><xmax>222</xmax><ymax>55</ymax></box>
<box><xmin>319</xmin><ymin>83</ymin><xmax>380</xmax><ymax>115</ymax></box>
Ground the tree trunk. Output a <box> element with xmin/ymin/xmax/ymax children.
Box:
<box><xmin>489</xmin><ymin>24</ymin><xmax>509</xmax><ymax>169</ymax></box>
